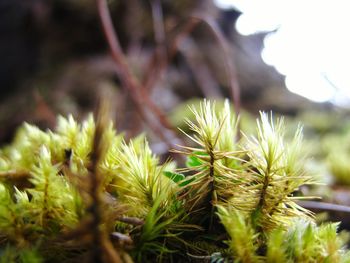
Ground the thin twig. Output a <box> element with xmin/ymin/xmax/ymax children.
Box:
<box><xmin>87</xmin><ymin>100</ymin><xmax>122</xmax><ymax>263</ymax></box>
<box><xmin>150</xmin><ymin>0</ymin><xmax>167</xmax><ymax>70</ymax></box>
<box><xmin>208</xmin><ymin>142</ymin><xmax>216</xmax><ymax>230</ymax></box>
<box><xmin>186</xmin><ymin>253</ymin><xmax>211</xmax><ymax>260</ymax></box>
<box><xmin>96</xmin><ymin>0</ymin><xmax>135</xmax><ymax>85</ymax></box>
<box><xmin>142</xmin><ymin>0</ymin><xmax>167</xmax><ymax>93</ymax></box>
<box><xmin>96</xmin><ymin>0</ymin><xmax>180</xmax><ymax>149</ymax></box>
<box><xmin>142</xmin><ymin>13</ymin><xmax>240</xmax><ymax>117</ymax></box>
<box><xmin>90</xmin><ymin>103</ymin><xmax>106</xmax><ymax>263</ymax></box>
<box><xmin>177</xmin><ymin>37</ymin><xmax>222</xmax><ymax>98</ymax></box>
<box><xmin>298</xmin><ymin>200</ymin><xmax>350</xmax><ymax>214</ymax></box>
<box><xmin>142</xmin><ymin>18</ymin><xmax>200</xmax><ymax>92</ymax></box>
<box><xmin>116</xmin><ymin>216</ymin><xmax>144</xmax><ymax>226</ymax></box>
<box><xmin>0</xmin><ymin>170</ymin><xmax>30</xmax><ymax>180</ymax></box>
<box><xmin>190</xmin><ymin>14</ymin><xmax>241</xmax><ymax>116</ymax></box>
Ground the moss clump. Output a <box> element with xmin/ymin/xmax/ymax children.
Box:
<box><xmin>0</xmin><ymin>100</ymin><xmax>349</xmax><ymax>262</ymax></box>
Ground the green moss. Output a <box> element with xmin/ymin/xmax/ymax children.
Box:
<box><xmin>0</xmin><ymin>100</ymin><xmax>348</xmax><ymax>262</ymax></box>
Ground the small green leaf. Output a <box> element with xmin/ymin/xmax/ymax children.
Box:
<box><xmin>163</xmin><ymin>171</ymin><xmax>185</xmax><ymax>183</ymax></box>
<box><xmin>251</xmin><ymin>207</ymin><xmax>262</xmax><ymax>228</ymax></box>
<box><xmin>178</xmin><ymin>177</ymin><xmax>195</xmax><ymax>187</ymax></box>
<box><xmin>186</xmin><ymin>156</ymin><xmax>202</xmax><ymax>168</ymax></box>
<box><xmin>186</xmin><ymin>152</ymin><xmax>208</xmax><ymax>168</ymax></box>
<box><xmin>163</xmin><ymin>171</ymin><xmax>195</xmax><ymax>187</ymax></box>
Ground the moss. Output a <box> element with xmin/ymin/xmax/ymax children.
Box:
<box><xmin>0</xmin><ymin>100</ymin><xmax>348</xmax><ymax>262</ymax></box>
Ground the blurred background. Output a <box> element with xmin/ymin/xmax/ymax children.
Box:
<box><xmin>2</xmin><ymin>0</ymin><xmax>350</xmax><ymax>227</ymax></box>
<box><xmin>1</xmin><ymin>0</ymin><xmax>337</xmax><ymax>142</ymax></box>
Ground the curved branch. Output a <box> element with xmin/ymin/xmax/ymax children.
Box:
<box><xmin>142</xmin><ymin>14</ymin><xmax>241</xmax><ymax>116</ymax></box>
<box><xmin>190</xmin><ymin>14</ymin><xmax>241</xmax><ymax>116</ymax></box>
<box><xmin>96</xmin><ymin>0</ymin><xmax>180</xmax><ymax>148</ymax></box>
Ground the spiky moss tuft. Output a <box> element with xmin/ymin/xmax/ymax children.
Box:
<box><xmin>0</xmin><ymin>100</ymin><xmax>348</xmax><ymax>262</ymax></box>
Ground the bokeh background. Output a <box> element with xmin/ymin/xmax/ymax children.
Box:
<box><xmin>0</xmin><ymin>0</ymin><xmax>333</xmax><ymax>142</ymax></box>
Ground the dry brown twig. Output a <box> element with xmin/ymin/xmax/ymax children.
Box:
<box><xmin>96</xmin><ymin>0</ymin><xmax>179</xmax><ymax>150</ymax></box>
<box><xmin>190</xmin><ymin>13</ymin><xmax>241</xmax><ymax>115</ymax></box>
<box><xmin>142</xmin><ymin>12</ymin><xmax>241</xmax><ymax>116</ymax></box>
<box><xmin>88</xmin><ymin>100</ymin><xmax>123</xmax><ymax>263</ymax></box>
<box><xmin>141</xmin><ymin>18</ymin><xmax>200</xmax><ymax>93</ymax></box>
<box><xmin>177</xmin><ymin>37</ymin><xmax>223</xmax><ymax>98</ymax></box>
<box><xmin>97</xmin><ymin>0</ymin><xmax>241</xmax><ymax>149</ymax></box>
<box><xmin>150</xmin><ymin>0</ymin><xmax>167</xmax><ymax>72</ymax></box>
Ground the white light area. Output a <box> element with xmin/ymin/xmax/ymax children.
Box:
<box><xmin>285</xmin><ymin>74</ymin><xmax>335</xmax><ymax>103</ymax></box>
<box><xmin>214</xmin><ymin>0</ymin><xmax>350</xmax><ymax>106</ymax></box>
<box><xmin>214</xmin><ymin>0</ymin><xmax>237</xmax><ymax>9</ymax></box>
<box><xmin>235</xmin><ymin>1</ymin><xmax>284</xmax><ymax>36</ymax></box>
